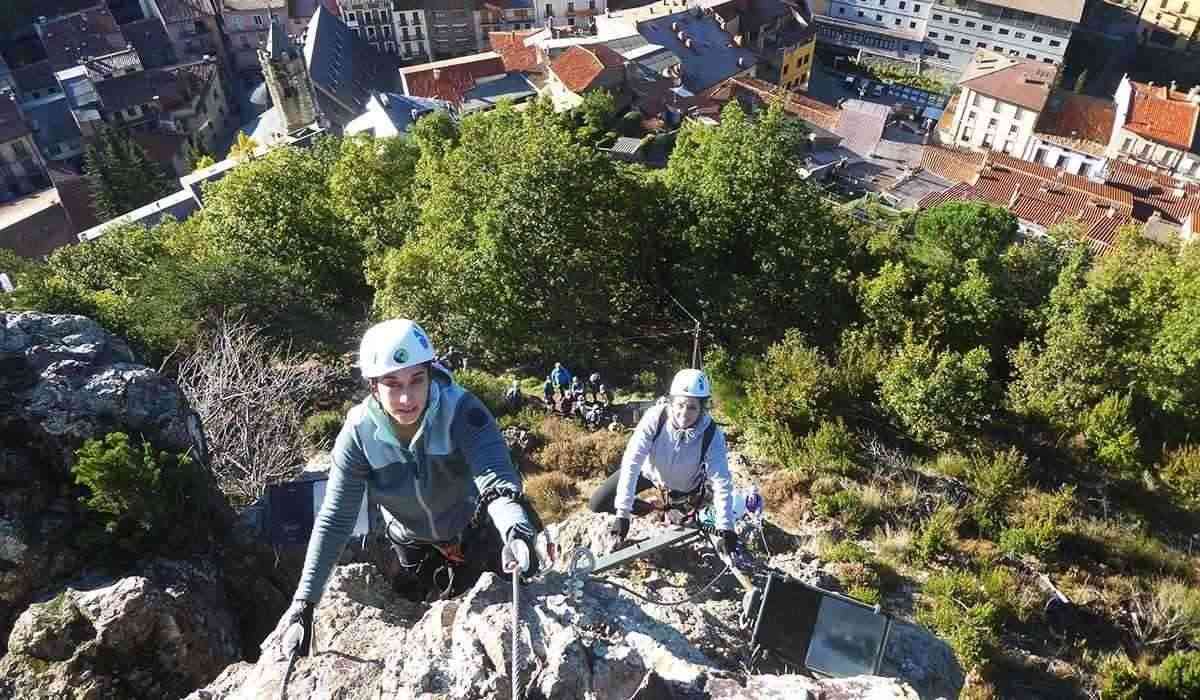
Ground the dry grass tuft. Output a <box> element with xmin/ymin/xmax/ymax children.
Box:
<box><xmin>525</xmin><ymin>472</ymin><xmax>580</xmax><ymax>524</ymax></box>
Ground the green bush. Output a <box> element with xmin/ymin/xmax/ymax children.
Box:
<box><xmin>968</xmin><ymin>448</ymin><xmax>1027</xmax><ymax>536</ymax></box>
<box><xmin>456</xmin><ymin>369</ymin><xmax>514</xmax><ymax>417</ymax></box>
<box><xmin>1098</xmin><ymin>654</ymin><xmax>1149</xmax><ymax>700</ymax></box>
<box><xmin>302</xmin><ymin>409</ymin><xmax>344</xmax><ymax>449</ymax></box>
<box><xmin>820</xmin><ymin>539</ymin><xmax>873</xmax><ymax>564</ymax></box>
<box><xmin>1160</xmin><ymin>444</ymin><xmax>1200</xmax><ymax>510</ymax></box>
<box><xmin>72</xmin><ymin>432</ymin><xmax>212</xmax><ymax>559</ymax></box>
<box><xmin>745</xmin><ymin>330</ymin><xmax>834</xmax><ymax>436</ymax></box>
<box><xmin>813</xmin><ymin>487</ymin><xmax>875</xmax><ymax>533</ymax></box>
<box><xmin>1151</xmin><ymin>651</ymin><xmax>1200</xmax><ymax>699</ymax></box>
<box><xmin>998</xmin><ymin>486</ymin><xmax>1075</xmax><ymax>559</ymax></box>
<box><xmin>913</xmin><ymin>505</ymin><xmax>959</xmax><ymax>563</ymax></box>
<box><xmin>878</xmin><ymin>335</ymin><xmax>991</xmax><ymax>449</ymax></box>
<box><xmin>1083</xmin><ymin>393</ymin><xmax>1142</xmax><ymax>478</ymax></box>
<box><xmin>801</xmin><ymin>419</ymin><xmax>859</xmax><ymax>476</ymax></box>
<box><xmin>634</xmin><ymin>369</ymin><xmax>659</xmax><ymax>395</ymax></box>
<box><xmin>918</xmin><ymin>570</ymin><xmax>1001</xmax><ymax>671</ymax></box>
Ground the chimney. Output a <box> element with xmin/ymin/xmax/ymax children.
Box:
<box><xmin>672</xmin><ymin>20</ymin><xmax>679</xmax><ymax>31</ymax></box>
<box><xmin>1008</xmin><ymin>184</ymin><xmax>1020</xmax><ymax>207</ymax></box>
<box><xmin>1171</xmin><ymin>80</ymin><xmax>1178</xmax><ymax>93</ymax></box>
<box><xmin>685</xmin><ymin>37</ymin><xmax>694</xmax><ymax>49</ymax></box>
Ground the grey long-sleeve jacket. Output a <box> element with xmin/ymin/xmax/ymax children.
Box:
<box><xmin>294</xmin><ymin>367</ymin><xmax>532</xmax><ymax>603</ymax></box>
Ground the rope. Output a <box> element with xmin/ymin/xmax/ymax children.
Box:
<box><xmin>511</xmin><ymin>565</ymin><xmax>520</xmax><ymax>700</ymax></box>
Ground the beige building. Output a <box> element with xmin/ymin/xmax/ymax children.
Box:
<box><xmin>1140</xmin><ymin>0</ymin><xmax>1200</xmax><ymax>53</ymax></box>
<box><xmin>220</xmin><ymin>0</ymin><xmax>290</xmax><ymax>74</ymax></box>
<box><xmin>944</xmin><ymin>50</ymin><xmax>1054</xmax><ymax>157</ymax></box>
<box><xmin>1108</xmin><ymin>76</ymin><xmax>1200</xmax><ymax>182</ymax></box>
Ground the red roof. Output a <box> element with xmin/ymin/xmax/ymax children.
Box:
<box><xmin>718</xmin><ymin>77</ymin><xmax>841</xmax><ymax>131</ymax></box>
<box><xmin>919</xmin><ymin>145</ymin><xmax>985</xmax><ymax>184</ymax></box>
<box><xmin>550</xmin><ymin>44</ymin><xmax>625</xmax><ymax>95</ymax></box>
<box><xmin>402</xmin><ymin>55</ymin><xmax>508</xmax><ymax>104</ymax></box>
<box><xmin>489</xmin><ymin>30</ymin><xmax>540</xmax><ymax>72</ymax></box>
<box><xmin>1124</xmin><ymin>81</ymin><xmax>1200</xmax><ymax>151</ymax></box>
<box><xmin>1034</xmin><ymin>91</ymin><xmax>1115</xmax><ymax>156</ymax></box>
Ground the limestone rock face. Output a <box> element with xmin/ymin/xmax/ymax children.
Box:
<box><xmin>0</xmin><ymin>560</ymin><xmax>241</xmax><ymax>699</ymax></box>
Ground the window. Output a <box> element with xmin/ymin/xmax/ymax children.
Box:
<box><xmin>982</xmin><ymin>23</ymin><xmax>992</xmax><ymax>30</ymax></box>
<box><xmin>568</xmin><ymin>1</ymin><xmax>575</xmax><ymax>12</ymax></box>
<box><xmin>1015</xmin><ymin>31</ymin><xmax>1026</xmax><ymax>38</ymax></box>
<box><xmin>998</xmin><ymin>27</ymin><xmax>1009</xmax><ymax>34</ymax></box>
<box><xmin>972</xmin><ymin>93</ymin><xmax>981</xmax><ymax>107</ymax></box>
<box><xmin>413</xmin><ymin>12</ymin><xmax>421</xmax><ymax>23</ymax></box>
<box><xmin>1026</xmin><ymin>53</ymin><xmax>1036</xmax><ymax>58</ymax></box>
<box><xmin>1160</xmin><ymin>0</ymin><xmax>1167</xmax><ymax>6</ymax></box>
<box><xmin>1043</xmin><ymin>57</ymin><xmax>1054</xmax><ymax>63</ymax></box>
<box><xmin>899</xmin><ymin>1</ymin><xmax>906</xmax><ymax>7</ymax></box>
<box><xmin>546</xmin><ymin>3</ymin><xmax>552</xmax><ymax>16</ymax></box>
<box><xmin>982</xmin><ymin>134</ymin><xmax>993</xmax><ymax>147</ymax></box>
<box><xmin>977</xmin><ymin>40</ymin><xmax>986</xmax><ymax>47</ymax></box>
<box><xmin>590</xmin><ymin>0</ymin><xmax>596</xmax><ymax>8</ymax></box>
<box><xmin>1079</xmin><ymin>162</ymin><xmax>1093</xmax><ymax>177</ymax></box>
<box><xmin>405</xmin><ymin>44</ymin><xmax>413</xmax><ymax>56</ymax></box>
<box><xmin>383</xmin><ymin>25</ymin><xmax>392</xmax><ymax>37</ymax></box>
<box><xmin>858</xmin><ymin>10</ymin><xmax>865</xmax><ymax>17</ymax></box>
<box><xmin>1009</xmin><ymin>124</ymin><xmax>1019</xmax><ymax>134</ymax></box>
<box><xmin>895</xmin><ymin>17</ymin><xmax>901</xmax><ymax>24</ymax></box>
<box><xmin>914</xmin><ymin>3</ymin><xmax>920</xmax><ymax>10</ymax></box>
<box><xmin>1049</xmin><ymin>39</ymin><xmax>1060</xmax><ymax>46</ymax></box>
<box><xmin>961</xmin><ymin>37</ymin><xmax>970</xmax><ymax>44</ymax></box>
<box><xmin>911</xmin><ymin>20</ymin><xmax>917</xmax><ymax>27</ymax></box>
<box><xmin>838</xmin><ymin>6</ymin><xmax>845</xmax><ymax>13</ymax></box>
<box><xmin>402</xmin><ymin>27</ymin><xmax>409</xmax><ymax>39</ymax></box>
<box><xmin>1014</xmin><ymin>107</ymin><xmax>1023</xmax><ymax>120</ymax></box>
<box><xmin>1121</xmin><ymin>137</ymin><xmax>1134</xmax><ymax>152</ymax></box>
<box><xmin>253</xmin><ymin>14</ymin><xmax>264</xmax><ymax>25</ymax></box>
<box><xmin>877</xmin><ymin>13</ymin><xmax>883</xmax><ymax>20</ymax></box>
<box><xmin>949</xmin><ymin>16</ymin><xmax>959</xmax><ymax>23</ymax></box>
<box><xmin>1161</xmin><ymin>150</ymin><xmax>1174</xmax><ymax>164</ymax></box>
<box><xmin>398</xmin><ymin>13</ymin><xmax>407</xmax><ymax>25</ymax></box>
<box><xmin>1032</xmin><ymin>35</ymin><xmax>1043</xmax><ymax>42</ymax></box>
<box><xmin>929</xmin><ymin>30</ymin><xmax>938</xmax><ymax>37</ymax></box>
<box><xmin>965</xmin><ymin>20</ymin><xmax>975</xmax><ymax>27</ymax></box>
<box><xmin>988</xmin><ymin>117</ymin><xmax>998</xmax><ymax>128</ymax></box>
<box><xmin>961</xmin><ymin>127</ymin><xmax>972</xmax><ymax>140</ymax></box>
<box><xmin>944</xmin><ymin>32</ymin><xmax>954</xmax><ymax>39</ymax></box>
<box><xmin>1141</xmin><ymin>143</ymin><xmax>1152</xmax><ymax>157</ymax></box>
<box><xmin>367</xmin><ymin>26</ymin><xmax>376</xmax><ymax>37</ymax></box>
<box><xmin>933</xmin><ymin>12</ymin><xmax>942</xmax><ymax>19</ymax></box>
<box><xmin>937</xmin><ymin>50</ymin><xmax>950</xmax><ymax>58</ymax></box>
<box><xmin>1034</xmin><ymin>147</ymin><xmax>1048</xmax><ymax>162</ymax></box>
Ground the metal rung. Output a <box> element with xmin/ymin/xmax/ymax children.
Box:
<box><xmin>590</xmin><ymin>526</ymin><xmax>704</xmax><ymax>575</ymax></box>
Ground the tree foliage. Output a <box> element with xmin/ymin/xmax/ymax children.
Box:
<box><xmin>83</xmin><ymin>127</ymin><xmax>175</xmax><ymax>221</ymax></box>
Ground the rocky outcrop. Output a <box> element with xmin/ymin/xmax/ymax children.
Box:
<box><xmin>191</xmin><ymin>511</ymin><xmax>960</xmax><ymax>700</ymax></box>
<box><xmin>0</xmin><ymin>560</ymin><xmax>241</xmax><ymax>699</ymax></box>
<box><xmin>0</xmin><ymin>312</ymin><xmax>289</xmax><ymax>697</ymax></box>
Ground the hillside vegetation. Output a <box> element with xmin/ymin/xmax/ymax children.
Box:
<box><xmin>4</xmin><ymin>97</ymin><xmax>1199</xmax><ymax>698</ymax></box>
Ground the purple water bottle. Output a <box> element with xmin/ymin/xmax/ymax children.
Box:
<box><xmin>745</xmin><ymin>487</ymin><xmax>763</xmax><ymax>520</ymax></box>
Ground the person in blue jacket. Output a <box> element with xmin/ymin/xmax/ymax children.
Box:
<box><xmin>549</xmin><ymin>362</ymin><xmax>572</xmax><ymax>397</ymax></box>
<box><xmin>262</xmin><ymin>319</ymin><xmax>540</xmax><ymax>658</ymax></box>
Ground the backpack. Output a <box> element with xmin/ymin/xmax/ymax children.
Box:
<box><xmin>653</xmin><ymin>408</ymin><xmax>717</xmax><ymax>467</ymax></box>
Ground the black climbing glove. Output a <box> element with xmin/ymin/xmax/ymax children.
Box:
<box><xmin>716</xmin><ymin>530</ymin><xmax>738</xmax><ymax>559</ymax></box>
<box><xmin>610</xmin><ymin>516</ymin><xmax>630</xmax><ymax>543</ymax></box>
<box><xmin>262</xmin><ymin>600</ymin><xmax>315</xmax><ymax>659</ymax></box>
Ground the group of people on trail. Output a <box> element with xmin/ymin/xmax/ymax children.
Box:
<box><xmin>261</xmin><ymin>318</ymin><xmax>734</xmax><ymax>661</ymax></box>
<box><xmin>540</xmin><ymin>362</ymin><xmax>616</xmax><ymax>430</ymax></box>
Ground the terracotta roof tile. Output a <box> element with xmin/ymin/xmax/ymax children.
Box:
<box><xmin>550</xmin><ymin>44</ymin><xmax>625</xmax><ymax>95</ymax></box>
<box><xmin>1124</xmin><ymin>81</ymin><xmax>1200</xmax><ymax>150</ymax></box>
<box><xmin>402</xmin><ymin>54</ymin><xmax>508</xmax><ymax>104</ymax></box>
<box><xmin>719</xmin><ymin>77</ymin><xmax>840</xmax><ymax>131</ymax></box>
<box><xmin>919</xmin><ymin>145</ymin><xmax>984</xmax><ymax>184</ymax></box>
<box><xmin>938</xmin><ymin>93</ymin><xmax>958</xmax><ymax>133</ymax></box>
<box><xmin>488</xmin><ymin>30</ymin><xmax>540</xmax><ymax>72</ymax></box>
<box><xmin>1034</xmin><ymin>91</ymin><xmax>1115</xmax><ymax>157</ymax></box>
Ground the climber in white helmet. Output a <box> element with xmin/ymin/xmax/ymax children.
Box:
<box><xmin>262</xmin><ymin>319</ymin><xmax>541</xmax><ymax>659</ymax></box>
<box><xmin>588</xmin><ymin>368</ymin><xmax>736</xmax><ymax>556</ymax></box>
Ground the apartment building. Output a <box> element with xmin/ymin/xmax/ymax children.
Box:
<box><xmin>1107</xmin><ymin>76</ymin><xmax>1200</xmax><ymax>182</ymax></box>
<box><xmin>1140</xmin><ymin>0</ymin><xmax>1200</xmax><ymax>53</ymax></box>
<box><xmin>339</xmin><ymin>0</ymin><xmax>400</xmax><ymax>54</ymax></box>
<box><xmin>393</xmin><ymin>0</ymin><xmax>435</xmax><ymax>60</ymax></box>
<box><xmin>427</xmin><ymin>0</ymin><xmax>483</xmax><ymax>59</ymax></box>
<box><xmin>944</xmin><ymin>50</ymin><xmax>1052</xmax><ymax>156</ymax></box>
<box><xmin>923</xmin><ymin>0</ymin><xmax>1082</xmax><ymax>75</ymax></box>
<box><xmin>0</xmin><ymin>92</ymin><xmax>51</xmax><ymax>202</ymax></box>
<box><xmin>542</xmin><ymin>0</ymin><xmax>607</xmax><ymax>30</ymax></box>
<box><xmin>478</xmin><ymin>0</ymin><xmax>539</xmax><ymax>38</ymax></box>
<box><xmin>219</xmin><ymin>0</ymin><xmax>288</xmax><ymax>74</ymax></box>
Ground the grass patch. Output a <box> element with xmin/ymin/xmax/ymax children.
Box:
<box><xmin>533</xmin><ymin>429</ymin><xmax>626</xmax><ymax>479</ymax></box>
<box><xmin>524</xmin><ymin>472</ymin><xmax>580</xmax><ymax>524</ymax></box>
<box><xmin>998</xmin><ymin>486</ymin><xmax>1075</xmax><ymax>559</ymax></box>
<box><xmin>912</xmin><ymin>505</ymin><xmax>959</xmax><ymax>564</ymax></box>
<box><xmin>1061</xmin><ymin>518</ymin><xmax>1193</xmax><ymax>579</ymax></box>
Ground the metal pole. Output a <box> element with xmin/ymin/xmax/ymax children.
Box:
<box><xmin>691</xmin><ymin>320</ymin><xmax>701</xmax><ymax>369</ymax></box>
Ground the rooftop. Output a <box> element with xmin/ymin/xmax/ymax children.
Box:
<box><xmin>488</xmin><ymin>30</ymin><xmax>541</xmax><ymax>72</ymax></box>
<box><xmin>958</xmin><ymin>49</ymin><xmax>1056</xmax><ymax>112</ymax></box>
<box><xmin>305</xmin><ymin>6</ymin><xmax>404</xmax><ymax>122</ymax></box>
<box><xmin>345</xmin><ymin>92</ymin><xmax>449</xmax><ymax>136</ymax></box>
<box><xmin>120</xmin><ymin>18</ymin><xmax>175</xmax><ymax>70</ymax></box>
<box><xmin>23</xmin><ymin>94</ymin><xmax>81</xmax><ymax>151</ymax></box>
<box><xmin>549</xmin><ymin>44</ymin><xmax>625</xmax><ymax>94</ymax></box>
<box><xmin>1122</xmin><ymin>80</ymin><xmax>1200</xmax><ymax>151</ymax></box>
<box><xmin>636</xmin><ymin>10</ymin><xmax>759</xmax><ymax>92</ymax></box>
<box><xmin>460</xmin><ymin>72</ymin><xmax>537</xmax><ymax>113</ymax></box>
<box><xmin>37</xmin><ymin>7</ymin><xmax>127</xmax><ymax>71</ymax></box>
<box><xmin>714</xmin><ymin>76</ymin><xmax>841</xmax><ymax>131</ymax></box>
<box><xmin>11</xmin><ymin>61</ymin><xmax>57</xmax><ymax>94</ymax></box>
<box><xmin>835</xmin><ymin>99</ymin><xmax>889</xmax><ymax>158</ymax></box>
<box><xmin>400</xmin><ymin>52</ymin><xmax>509</xmax><ymax>105</ymax></box>
<box><xmin>0</xmin><ymin>94</ymin><xmax>32</xmax><ymax>144</ymax></box>
<box><xmin>1033</xmin><ymin>91</ymin><xmax>1115</xmax><ymax>156</ymax></box>
<box><xmin>970</xmin><ymin>0</ymin><xmax>1086</xmax><ymax>24</ymax></box>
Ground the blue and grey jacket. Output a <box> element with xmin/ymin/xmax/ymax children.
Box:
<box><xmin>294</xmin><ymin>366</ymin><xmax>532</xmax><ymax>603</ymax></box>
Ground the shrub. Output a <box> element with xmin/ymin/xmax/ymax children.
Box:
<box><xmin>72</xmin><ymin>432</ymin><xmax>212</xmax><ymax>559</ymax></box>
<box><xmin>1151</xmin><ymin>651</ymin><xmax>1200</xmax><ymax>699</ymax></box>
<box><xmin>998</xmin><ymin>486</ymin><xmax>1075</xmax><ymax>559</ymax></box>
<box><xmin>1160</xmin><ymin>444</ymin><xmax>1200</xmax><ymax>510</ymax></box>
<box><xmin>878</xmin><ymin>336</ymin><xmax>992</xmax><ymax>449</ymax></box>
<box><xmin>456</xmin><ymin>369</ymin><xmax>514</xmax><ymax>417</ymax></box>
<box><xmin>534</xmin><ymin>430</ymin><xmax>626</xmax><ymax>478</ymax></box>
<box><xmin>1083</xmin><ymin>393</ymin><xmax>1142</xmax><ymax>478</ymax></box>
<box><xmin>524</xmin><ymin>472</ymin><xmax>579</xmax><ymax>524</ymax></box>
<box><xmin>813</xmin><ymin>487</ymin><xmax>875</xmax><ymax>534</ymax></box>
<box><xmin>927</xmin><ymin>451</ymin><xmax>972</xmax><ymax>479</ymax></box>
<box><xmin>913</xmin><ymin>505</ymin><xmax>959</xmax><ymax>563</ymax></box>
<box><xmin>872</xmin><ymin>524</ymin><xmax>914</xmax><ymax>563</ymax></box>
<box><xmin>634</xmin><ymin>370</ymin><xmax>659</xmax><ymax>395</ymax></box>
<box><xmin>498</xmin><ymin>406</ymin><xmax>548</xmax><ymax>433</ymax></box>
<box><xmin>302</xmin><ymin>409</ymin><xmax>344</xmax><ymax>449</ymax></box>
<box><xmin>968</xmin><ymin>448</ymin><xmax>1027</xmax><ymax>536</ymax></box>
<box><xmin>1098</xmin><ymin>654</ymin><xmax>1150</xmax><ymax>700</ymax></box>
<box><xmin>820</xmin><ymin>539</ymin><xmax>873</xmax><ymax>564</ymax></box>
<box><xmin>918</xmin><ymin>573</ymin><xmax>999</xmax><ymax>672</ymax></box>
<box><xmin>744</xmin><ymin>330</ymin><xmax>834</xmax><ymax>436</ymax></box>
<box><xmin>801</xmin><ymin>419</ymin><xmax>859</xmax><ymax>476</ymax></box>
<box><xmin>1126</xmin><ymin>579</ymin><xmax>1200</xmax><ymax>653</ymax></box>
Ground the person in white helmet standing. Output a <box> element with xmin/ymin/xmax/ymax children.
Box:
<box><xmin>587</xmin><ymin>368</ymin><xmax>737</xmax><ymax>557</ymax></box>
<box><xmin>261</xmin><ymin>319</ymin><xmax>540</xmax><ymax>659</ymax></box>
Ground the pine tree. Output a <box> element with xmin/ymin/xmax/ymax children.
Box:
<box><xmin>1073</xmin><ymin>69</ymin><xmax>1089</xmax><ymax>94</ymax></box>
<box><xmin>82</xmin><ymin>127</ymin><xmax>175</xmax><ymax>221</ymax></box>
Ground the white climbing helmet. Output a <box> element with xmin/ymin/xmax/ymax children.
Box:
<box><xmin>358</xmin><ymin>319</ymin><xmax>437</xmax><ymax>379</ymax></box>
<box><xmin>669</xmin><ymin>368</ymin><xmax>711</xmax><ymax>398</ymax></box>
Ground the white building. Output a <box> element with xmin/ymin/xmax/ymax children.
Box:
<box><xmin>1022</xmin><ymin>90</ymin><xmax>1114</xmax><ymax>178</ymax></box>
<box><xmin>1107</xmin><ymin>76</ymin><xmax>1200</xmax><ymax>184</ymax></box>
<box><xmin>944</xmin><ymin>50</ymin><xmax>1053</xmax><ymax>157</ymax></box>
